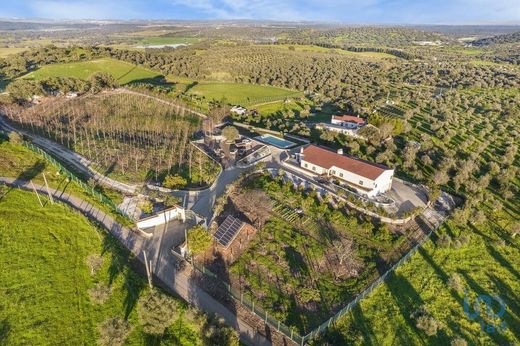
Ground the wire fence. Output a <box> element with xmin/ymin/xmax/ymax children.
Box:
<box><xmin>22</xmin><ymin>141</ymin><xmax>128</xmax><ymax>218</ymax></box>
<box><xmin>188</xmin><ymin>216</ymin><xmax>436</xmax><ymax>345</ymax></box>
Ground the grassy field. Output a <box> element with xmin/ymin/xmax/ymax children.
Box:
<box><xmin>181</xmin><ymin>81</ymin><xmax>303</xmax><ymax>106</ymax></box>
<box><xmin>0</xmin><ymin>188</ymin><xmax>209</xmax><ymax>345</ymax></box>
<box><xmin>20</xmin><ymin>58</ymin><xmax>163</xmax><ymax>85</ymax></box>
<box><xmin>317</xmin><ymin>213</ymin><xmax>520</xmax><ymax>345</ymax></box>
<box><xmin>267</xmin><ymin>44</ymin><xmax>398</xmax><ymax>60</ymax></box>
<box><xmin>0</xmin><ymin>47</ymin><xmax>28</xmax><ymax>58</ymax></box>
<box><xmin>0</xmin><ymin>137</ymin><xmax>129</xmax><ymax>225</ymax></box>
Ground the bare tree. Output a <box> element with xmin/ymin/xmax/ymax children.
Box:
<box><xmin>332</xmin><ymin>237</ymin><xmax>363</xmax><ymax>278</ymax></box>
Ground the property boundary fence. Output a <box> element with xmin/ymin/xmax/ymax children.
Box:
<box><xmin>188</xmin><ymin>212</ymin><xmax>437</xmax><ymax>345</ymax></box>
<box><xmin>22</xmin><ymin>142</ymin><xmax>128</xmax><ymax>219</ymax></box>
<box><xmin>301</xmin><ymin>222</ymin><xmax>435</xmax><ymax>342</ymax></box>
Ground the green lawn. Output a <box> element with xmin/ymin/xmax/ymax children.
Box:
<box><xmin>21</xmin><ymin>58</ymin><xmax>163</xmax><ymax>85</ymax></box>
<box><xmin>185</xmin><ymin>81</ymin><xmax>303</xmax><ymax>106</ymax></box>
<box><xmin>0</xmin><ymin>188</ymin><xmax>207</xmax><ymax>345</ymax></box>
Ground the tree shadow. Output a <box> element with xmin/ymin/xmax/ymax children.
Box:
<box><xmin>417</xmin><ymin>247</ymin><xmax>463</xmax><ymax>306</ymax></box>
<box><xmin>100</xmin><ymin>232</ymin><xmax>146</xmax><ymax>319</ymax></box>
<box><xmin>485</xmin><ymin>244</ymin><xmax>520</xmax><ymax>280</ymax></box>
<box><xmin>284</xmin><ymin>246</ymin><xmax>309</xmax><ymax>276</ymax></box>
<box><xmin>0</xmin><ymin>319</ymin><xmax>10</xmax><ymax>344</ymax></box>
<box><xmin>487</xmin><ymin>276</ymin><xmax>520</xmax><ymax>341</ymax></box>
<box><xmin>385</xmin><ymin>272</ymin><xmax>425</xmax><ymax>340</ymax></box>
<box><xmin>14</xmin><ymin>161</ymin><xmax>45</xmax><ymax>183</ymax></box>
<box><xmin>103</xmin><ymin>161</ymin><xmax>118</xmax><ymax>177</ymax></box>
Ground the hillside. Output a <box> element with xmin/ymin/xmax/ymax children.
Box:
<box><xmin>471</xmin><ymin>31</ymin><xmax>520</xmax><ymax>46</ymax></box>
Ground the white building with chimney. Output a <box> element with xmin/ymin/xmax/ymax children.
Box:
<box><xmin>297</xmin><ymin>145</ymin><xmax>394</xmax><ymax>197</ymax></box>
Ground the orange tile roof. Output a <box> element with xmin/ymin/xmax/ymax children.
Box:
<box><xmin>332</xmin><ymin>115</ymin><xmax>366</xmax><ymax>124</ymax></box>
<box><xmin>301</xmin><ymin>145</ymin><xmax>391</xmax><ymax>180</ymax></box>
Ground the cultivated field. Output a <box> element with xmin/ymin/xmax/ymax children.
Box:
<box><xmin>21</xmin><ymin>58</ymin><xmax>163</xmax><ymax>85</ymax></box>
<box><xmin>181</xmin><ymin>81</ymin><xmax>303</xmax><ymax>107</ymax></box>
<box><xmin>1</xmin><ymin>92</ymin><xmax>219</xmax><ymax>186</ymax></box>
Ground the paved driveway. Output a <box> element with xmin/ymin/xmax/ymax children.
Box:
<box><xmin>386</xmin><ymin>178</ymin><xmax>428</xmax><ymax>215</ymax></box>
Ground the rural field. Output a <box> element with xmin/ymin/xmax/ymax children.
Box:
<box><xmin>21</xmin><ymin>58</ymin><xmax>164</xmax><ymax>85</ymax></box>
<box><xmin>177</xmin><ymin>80</ymin><xmax>303</xmax><ymax>108</ymax></box>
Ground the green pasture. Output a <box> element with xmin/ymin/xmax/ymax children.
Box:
<box><xmin>20</xmin><ymin>58</ymin><xmax>163</xmax><ymax>85</ymax></box>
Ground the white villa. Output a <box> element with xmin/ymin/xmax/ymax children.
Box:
<box><xmin>298</xmin><ymin>145</ymin><xmax>394</xmax><ymax>197</ymax></box>
<box><xmin>315</xmin><ymin>115</ymin><xmax>367</xmax><ymax>137</ymax></box>
<box><xmin>331</xmin><ymin>115</ymin><xmax>366</xmax><ymax>129</ymax></box>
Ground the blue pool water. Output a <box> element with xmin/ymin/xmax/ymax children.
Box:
<box><xmin>254</xmin><ymin>134</ymin><xmax>295</xmax><ymax>149</ymax></box>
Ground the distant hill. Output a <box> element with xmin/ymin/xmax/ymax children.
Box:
<box><xmin>471</xmin><ymin>31</ymin><xmax>520</xmax><ymax>46</ymax></box>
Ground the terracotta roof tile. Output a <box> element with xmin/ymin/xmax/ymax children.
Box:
<box><xmin>301</xmin><ymin>145</ymin><xmax>391</xmax><ymax>180</ymax></box>
<box><xmin>332</xmin><ymin>115</ymin><xmax>366</xmax><ymax>124</ymax></box>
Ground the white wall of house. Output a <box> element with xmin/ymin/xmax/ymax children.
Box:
<box><xmin>373</xmin><ymin>170</ymin><xmax>394</xmax><ymax>194</ymax></box>
<box><xmin>299</xmin><ymin>158</ymin><xmax>394</xmax><ymax>197</ymax></box>
<box><xmin>300</xmin><ymin>159</ymin><xmax>328</xmax><ymax>175</ymax></box>
<box><xmin>331</xmin><ymin>119</ymin><xmax>360</xmax><ymax>129</ymax></box>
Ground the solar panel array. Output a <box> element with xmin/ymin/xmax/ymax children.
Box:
<box><xmin>214</xmin><ymin>215</ymin><xmax>244</xmax><ymax>248</ymax></box>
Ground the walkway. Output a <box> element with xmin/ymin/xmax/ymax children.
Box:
<box><xmin>0</xmin><ymin>177</ymin><xmax>271</xmax><ymax>346</ymax></box>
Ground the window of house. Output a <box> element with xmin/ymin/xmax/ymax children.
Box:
<box><xmin>304</xmin><ymin>163</ymin><xmax>308</xmax><ymax>168</ymax></box>
<box><xmin>312</xmin><ymin>166</ymin><xmax>316</xmax><ymax>171</ymax></box>
<box><xmin>359</xmin><ymin>180</ymin><xmax>363</xmax><ymax>185</ymax></box>
<box><xmin>331</xmin><ymin>170</ymin><xmax>335</xmax><ymax>175</ymax></box>
<box><xmin>339</xmin><ymin>172</ymin><xmax>343</xmax><ymax>177</ymax></box>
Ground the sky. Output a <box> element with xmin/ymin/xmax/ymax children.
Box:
<box><xmin>0</xmin><ymin>0</ymin><xmax>519</xmax><ymax>24</ymax></box>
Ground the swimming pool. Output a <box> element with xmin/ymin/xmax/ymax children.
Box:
<box><xmin>254</xmin><ymin>134</ymin><xmax>296</xmax><ymax>149</ymax></box>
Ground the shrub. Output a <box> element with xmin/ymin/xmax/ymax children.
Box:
<box><xmin>202</xmin><ymin>314</ymin><xmax>239</xmax><ymax>346</ymax></box>
<box><xmin>451</xmin><ymin>337</ymin><xmax>468</xmax><ymax>346</ymax></box>
<box><xmin>88</xmin><ymin>283</ymin><xmax>112</xmax><ymax>304</ymax></box>
<box><xmin>98</xmin><ymin>317</ymin><xmax>131</xmax><ymax>346</ymax></box>
<box><xmin>437</xmin><ymin>233</ymin><xmax>452</xmax><ymax>248</ymax></box>
<box><xmin>163</xmin><ymin>174</ymin><xmax>188</xmax><ymax>189</ymax></box>
<box><xmin>187</xmin><ymin>225</ymin><xmax>212</xmax><ymax>255</ymax></box>
<box><xmin>447</xmin><ymin>273</ymin><xmax>464</xmax><ymax>293</ymax></box>
<box><xmin>415</xmin><ymin>315</ymin><xmax>440</xmax><ymax>336</ymax></box>
<box><xmin>139</xmin><ymin>200</ymin><xmax>153</xmax><ymax>214</ymax></box>
<box><xmin>137</xmin><ymin>289</ymin><xmax>178</xmax><ymax>335</ymax></box>
<box><xmin>8</xmin><ymin>132</ymin><xmax>23</xmax><ymax>144</ymax></box>
<box><xmin>86</xmin><ymin>254</ymin><xmax>103</xmax><ymax>275</ymax></box>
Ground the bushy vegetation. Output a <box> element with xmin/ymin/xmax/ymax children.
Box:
<box><xmin>188</xmin><ymin>225</ymin><xmax>213</xmax><ymax>256</ymax></box>
<box><xmin>222</xmin><ymin>173</ymin><xmax>420</xmax><ymax>333</ymax></box>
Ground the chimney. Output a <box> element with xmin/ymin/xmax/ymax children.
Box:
<box><xmin>337</xmin><ymin>148</ymin><xmax>343</xmax><ymax>155</ymax></box>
